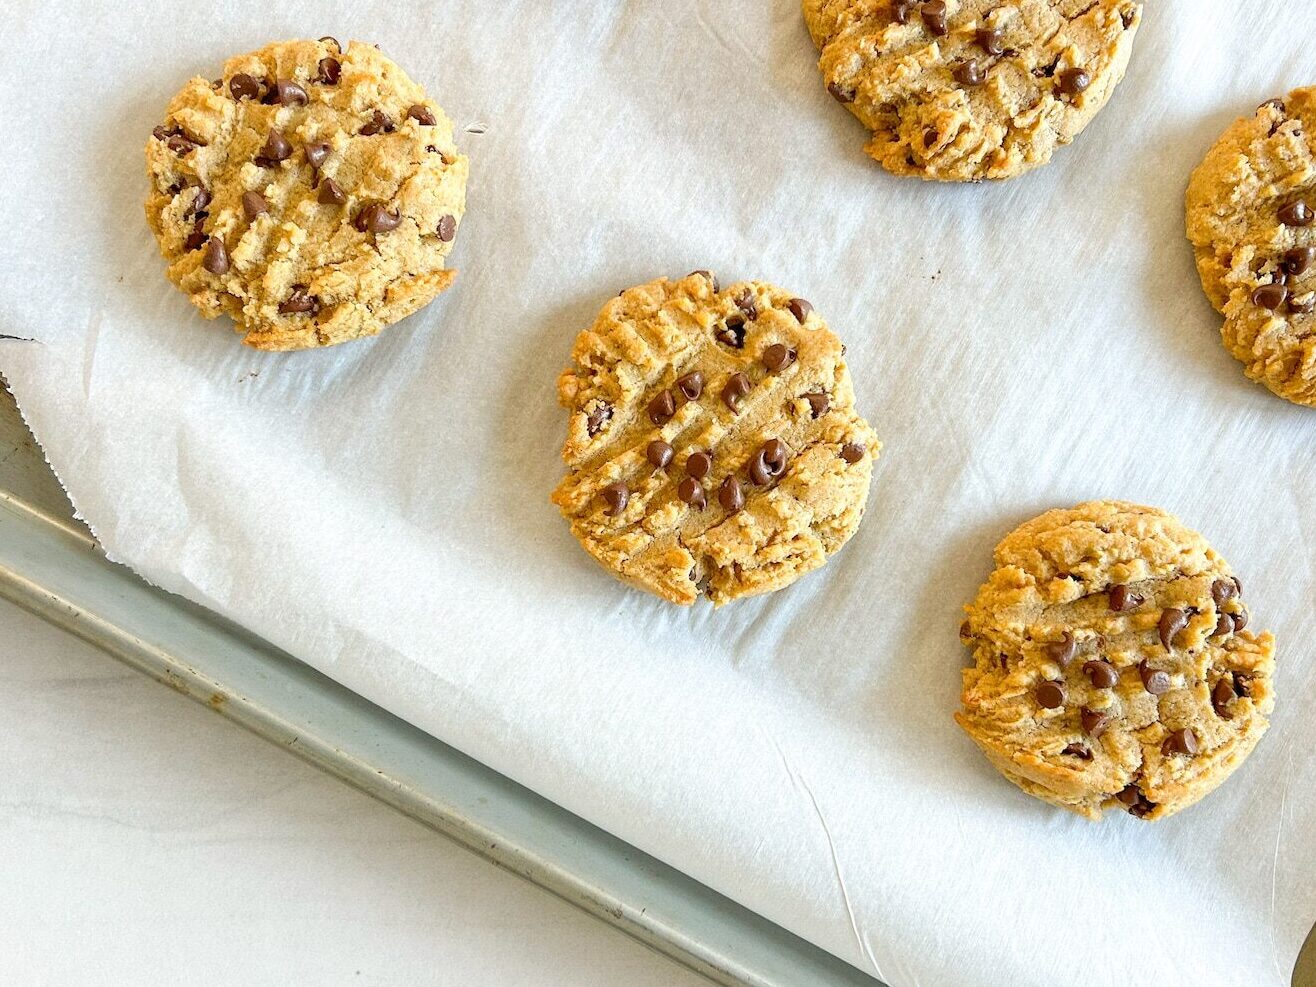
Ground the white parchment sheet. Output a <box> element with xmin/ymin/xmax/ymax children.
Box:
<box><xmin>2</xmin><ymin>1</ymin><xmax>1314</xmax><ymax>983</ymax></box>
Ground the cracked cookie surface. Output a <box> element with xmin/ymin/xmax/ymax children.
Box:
<box><xmin>1186</xmin><ymin>88</ymin><xmax>1316</xmax><ymax>407</ymax></box>
<box><xmin>552</xmin><ymin>273</ymin><xmax>880</xmax><ymax>606</ymax></box>
<box><xmin>145</xmin><ymin>38</ymin><xmax>468</xmax><ymax>350</ymax></box>
<box><xmin>956</xmin><ymin>501</ymin><xmax>1275</xmax><ymax>821</ymax></box>
<box><xmin>803</xmin><ymin>0</ymin><xmax>1142</xmax><ymax>181</ymax></box>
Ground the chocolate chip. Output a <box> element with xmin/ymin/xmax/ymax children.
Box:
<box><xmin>716</xmin><ymin>317</ymin><xmax>746</xmax><ymax>349</ymax></box>
<box><xmin>923</xmin><ymin>128</ymin><xmax>939</xmax><ymax>148</ymax></box>
<box><xmin>1082</xmin><ymin>660</ymin><xmax>1119</xmax><ymax>689</ymax></box>
<box><xmin>722</xmin><ymin>373</ymin><xmax>751</xmax><ymax>412</ymax></box>
<box><xmin>318</xmin><ymin>57</ymin><xmax>342</xmax><ymax>85</ymax></box>
<box><xmin>959</xmin><ymin>619</ymin><xmax>972</xmax><ymax>640</ymax></box>
<box><xmin>305</xmin><ymin>142</ymin><xmax>331</xmax><ymax>169</ymax></box>
<box><xmin>1212</xmin><ymin>612</ymin><xmax>1234</xmax><ymax>637</ymax></box>
<box><xmin>278</xmin><ymin>286</ymin><xmax>319</xmax><ymax>314</ymax></box>
<box><xmin>1062</xmin><ymin>743</ymin><xmax>1093</xmax><ymax>760</ymax></box>
<box><xmin>1044</xmin><ymin>631</ymin><xmax>1077</xmax><ymax>664</ymax></box>
<box><xmin>1279</xmin><ymin>200</ymin><xmax>1314</xmax><ymax>226</ymax></box>
<box><xmin>1121</xmin><ymin>8</ymin><xmax>1136</xmax><ymax>28</ymax></box>
<box><xmin>748</xmin><ymin>438</ymin><xmax>789</xmax><ymax>486</ymax></box>
<box><xmin>893</xmin><ymin>0</ymin><xmax>915</xmax><ymax>23</ymax></box>
<box><xmin>1080</xmin><ymin>708</ymin><xmax>1110</xmax><ymax>738</ymax></box>
<box><xmin>719</xmin><ymin>475</ymin><xmax>745</xmax><ymax>513</ymax></box>
<box><xmin>229</xmin><ymin>73</ymin><xmax>261</xmax><ymax>101</ymax></box>
<box><xmin>1290</xmin><ymin>293</ymin><xmax>1316</xmax><ymax>314</ymax></box>
<box><xmin>406</xmin><ymin>104</ymin><xmax>437</xmax><ymax>126</ymax></box>
<box><xmin>256</xmin><ymin>128</ymin><xmax>293</xmax><ymax>166</ymax></box>
<box><xmin>678</xmin><ymin>477</ymin><xmax>706</xmax><ymax>509</ymax></box>
<box><xmin>1210</xmin><ymin>578</ymin><xmax>1237</xmax><ymax>606</ymax></box>
<box><xmin>586</xmin><ymin>403</ymin><xmax>612</xmax><ymax>436</ymax></box>
<box><xmin>1158</xmin><ymin>607</ymin><xmax>1188</xmax><ymax>650</ymax></box>
<box><xmin>787</xmin><ymin>298</ymin><xmax>813</xmax><ymax>323</ymax></box>
<box><xmin>647</xmin><ymin>389</ymin><xmax>676</xmax><ymax>425</ymax></box>
<box><xmin>242</xmin><ymin>190</ymin><xmax>269</xmax><ymax>220</ymax></box>
<box><xmin>977</xmin><ymin>26</ymin><xmax>1004</xmax><ymax>55</ymax></box>
<box><xmin>827</xmin><ymin>81</ymin><xmax>856</xmax><ymax>103</ymax></box>
<box><xmin>804</xmin><ymin>392</ymin><xmax>829</xmax><ymax>418</ymax></box>
<box><xmin>436</xmin><ymin>214</ymin><xmax>457</xmax><ymax>242</ymax></box>
<box><xmin>735</xmin><ymin>289</ymin><xmax>759</xmax><ymax>321</ymax></box>
<box><xmin>165</xmin><ymin>132</ymin><xmax>198</xmax><ymax>156</ymax></box>
<box><xmin>840</xmin><ymin>442</ymin><xmax>865</xmax><ymax>464</ymax></box>
<box><xmin>359</xmin><ymin>110</ymin><xmax>395</xmax><ymax>135</ymax></box>
<box><xmin>354</xmin><ymin>203</ymin><xmax>402</xmax><ymax>233</ymax></box>
<box><xmin>1283</xmin><ymin>246</ymin><xmax>1315</xmax><ymax>276</ymax></box>
<box><xmin>1139</xmin><ymin>660</ymin><xmax>1171</xmax><ymax>695</ymax></box>
<box><xmin>1162</xmin><ymin>728</ymin><xmax>1198</xmax><ymax>756</ymax></box>
<box><xmin>185</xmin><ymin>187</ymin><xmax>211</xmax><ymax>218</ymax></box>
<box><xmin>201</xmin><ymin>238</ymin><xmax>229</xmax><ymax>275</ymax></box>
<box><xmin>1108</xmin><ymin>583</ymin><xmax>1142</xmax><ymax>612</ymax></box>
<box><xmin>690</xmin><ymin>270</ymin><xmax>720</xmax><ymax>292</ymax></box>
<box><xmin>183</xmin><ymin>219</ymin><xmax>208</xmax><ymax>252</ymax></box>
<box><xmin>762</xmin><ymin>343</ymin><xmax>796</xmax><ymax>373</ymax></box>
<box><xmin>686</xmin><ymin>451</ymin><xmax>713</xmax><ymax>480</ymax></box>
<box><xmin>954</xmin><ymin>60</ymin><xmax>986</xmax><ymax>86</ymax></box>
<box><xmin>920</xmin><ymin>0</ymin><xmax>948</xmax><ymax>35</ymax></box>
<box><xmin>1035</xmin><ymin>681</ymin><xmax>1065</xmax><ymax>709</ymax></box>
<box><xmin>1058</xmin><ymin>67</ymin><xmax>1092</xmax><ymax>95</ymax></box>
<box><xmin>1253</xmin><ymin>283</ymin><xmax>1289</xmax><ymax>309</ymax></box>
<box><xmin>647</xmin><ymin>440</ymin><xmax>674</xmax><ymax>469</ymax></box>
<box><xmin>1117</xmin><ymin>785</ymin><xmax>1155</xmax><ymax>818</ymax></box>
<box><xmin>601</xmin><ymin>482</ymin><xmax>629</xmax><ymax>516</ymax></box>
<box><xmin>1212</xmin><ymin>677</ymin><xmax>1236</xmax><ymax>717</ymax></box>
<box><xmin>1232</xmin><ymin>608</ymin><xmax>1248</xmax><ymax>632</ymax></box>
<box><xmin>675</xmin><ymin>371</ymin><xmax>704</xmax><ymax>401</ymax></box>
<box><xmin>273</xmin><ymin>78</ymin><xmax>308</xmax><ymax>105</ymax></box>
<box><xmin>318</xmin><ymin>178</ymin><xmax>346</xmax><ymax>205</ymax></box>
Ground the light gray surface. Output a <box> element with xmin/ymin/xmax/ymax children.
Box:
<box><xmin>0</xmin><ymin>384</ymin><xmax>880</xmax><ymax>987</ymax></box>
<box><xmin>0</xmin><ymin>594</ymin><xmax>705</xmax><ymax>986</ymax></box>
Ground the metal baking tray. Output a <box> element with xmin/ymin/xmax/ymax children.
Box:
<box><xmin>0</xmin><ymin>383</ymin><xmax>882</xmax><ymax>987</ymax></box>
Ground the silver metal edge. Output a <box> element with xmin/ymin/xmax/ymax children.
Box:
<box><xmin>0</xmin><ymin>488</ymin><xmax>885</xmax><ymax>987</ymax></box>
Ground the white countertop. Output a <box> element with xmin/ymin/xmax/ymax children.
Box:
<box><xmin>0</xmin><ymin>597</ymin><xmax>705</xmax><ymax>986</ymax></box>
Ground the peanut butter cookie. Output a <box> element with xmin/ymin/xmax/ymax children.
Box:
<box><xmin>803</xmin><ymin>0</ymin><xmax>1142</xmax><ymax>181</ymax></box>
<box><xmin>1186</xmin><ymin>88</ymin><xmax>1316</xmax><ymax>407</ymax></box>
<box><xmin>552</xmin><ymin>273</ymin><xmax>881</xmax><ymax>606</ymax></box>
<box><xmin>957</xmin><ymin>501</ymin><xmax>1275</xmax><ymax>821</ymax></box>
<box><xmin>144</xmin><ymin>38</ymin><xmax>467</xmax><ymax>350</ymax></box>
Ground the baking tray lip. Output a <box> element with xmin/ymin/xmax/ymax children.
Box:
<box><xmin>0</xmin><ymin>479</ymin><xmax>887</xmax><ymax>986</ymax></box>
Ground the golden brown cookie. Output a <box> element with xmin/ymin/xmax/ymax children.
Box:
<box><xmin>1186</xmin><ymin>88</ymin><xmax>1316</xmax><ymax>407</ymax></box>
<box><xmin>144</xmin><ymin>38</ymin><xmax>468</xmax><ymax>350</ymax></box>
<box><xmin>552</xmin><ymin>273</ymin><xmax>881</xmax><ymax>606</ymax></box>
<box><xmin>956</xmin><ymin>501</ymin><xmax>1275</xmax><ymax>821</ymax></box>
<box><xmin>803</xmin><ymin>0</ymin><xmax>1142</xmax><ymax>182</ymax></box>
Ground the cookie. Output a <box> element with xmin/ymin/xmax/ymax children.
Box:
<box><xmin>551</xmin><ymin>273</ymin><xmax>880</xmax><ymax>606</ymax></box>
<box><xmin>956</xmin><ymin>501</ymin><xmax>1275</xmax><ymax>821</ymax></box>
<box><xmin>144</xmin><ymin>39</ymin><xmax>468</xmax><ymax>351</ymax></box>
<box><xmin>803</xmin><ymin>0</ymin><xmax>1142</xmax><ymax>182</ymax></box>
<box><xmin>1186</xmin><ymin>88</ymin><xmax>1316</xmax><ymax>407</ymax></box>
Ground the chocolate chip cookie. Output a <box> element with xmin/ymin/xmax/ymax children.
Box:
<box><xmin>956</xmin><ymin>501</ymin><xmax>1275</xmax><ymax>821</ymax></box>
<box><xmin>552</xmin><ymin>273</ymin><xmax>881</xmax><ymax>606</ymax></box>
<box><xmin>803</xmin><ymin>0</ymin><xmax>1142</xmax><ymax>182</ymax></box>
<box><xmin>144</xmin><ymin>39</ymin><xmax>468</xmax><ymax>350</ymax></box>
<box><xmin>1186</xmin><ymin>88</ymin><xmax>1316</xmax><ymax>407</ymax></box>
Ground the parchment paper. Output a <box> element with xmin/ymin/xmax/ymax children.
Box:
<box><xmin>2</xmin><ymin>2</ymin><xmax>1314</xmax><ymax>983</ymax></box>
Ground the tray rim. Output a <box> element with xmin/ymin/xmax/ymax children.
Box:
<box><xmin>0</xmin><ymin>407</ymin><xmax>886</xmax><ymax>987</ymax></box>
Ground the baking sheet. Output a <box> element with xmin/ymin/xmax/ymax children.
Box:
<box><xmin>2</xmin><ymin>1</ymin><xmax>1314</xmax><ymax>984</ymax></box>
